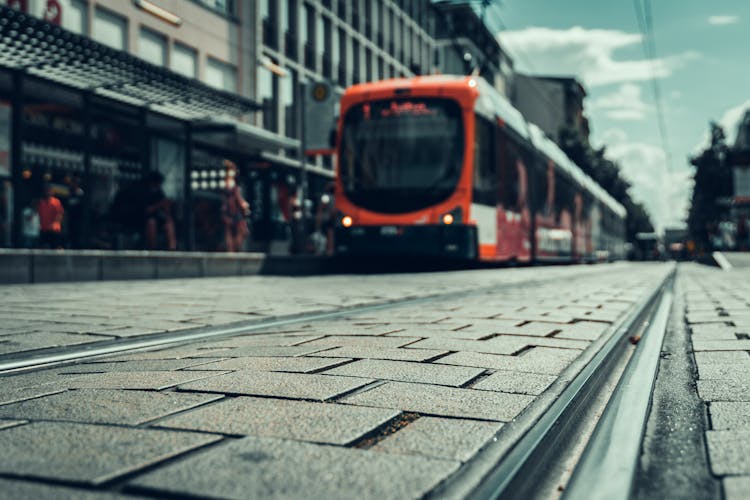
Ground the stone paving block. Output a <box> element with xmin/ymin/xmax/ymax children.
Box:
<box><xmin>297</xmin><ymin>335</ymin><xmax>422</xmax><ymax>349</ymax></box>
<box><xmin>322</xmin><ymin>359</ymin><xmax>485</xmax><ymax>387</ymax></box>
<box><xmin>724</xmin><ymin>477</ymin><xmax>750</xmax><ymax>500</ymax></box>
<box><xmin>694</xmin><ymin>351</ymin><xmax>750</xmax><ymax>365</ymax></box>
<box><xmin>188</xmin><ymin>345</ymin><xmax>328</xmax><ymax>358</ymax></box>
<box><xmin>445</xmin><ymin>322</ymin><xmax>560</xmax><ymax>338</ymax></box>
<box><xmin>405</xmin><ymin>337</ymin><xmax>529</xmax><ymax>356</ymax></box>
<box><xmin>709</xmin><ymin>402</ymin><xmax>750</xmax><ymax>430</ymax></box>
<box><xmin>434</xmin><ymin>348</ymin><xmax>579</xmax><ymax>376</ymax></box>
<box><xmin>695</xmin><ymin>358</ymin><xmax>750</xmax><ymax>380</ymax></box>
<box><xmin>0</xmin><ymin>479</ymin><xmax>126</xmax><ymax>500</ymax></box>
<box><xmin>372</xmin><ymin>416</ymin><xmax>502</xmax><ymax>461</ymax></box>
<box><xmin>178</xmin><ymin>370</ymin><xmax>374</xmax><ymax>401</ymax></box>
<box><xmin>129</xmin><ymin>435</ymin><xmax>459</xmax><ymax>500</ymax></box>
<box><xmin>502</xmin><ymin>336</ymin><xmax>590</xmax><ymax>350</ymax></box>
<box><xmin>553</xmin><ymin>321</ymin><xmax>609</xmax><ymax>341</ymax></box>
<box><xmin>383</xmin><ymin>327</ymin><xmax>490</xmax><ymax>340</ymax></box>
<box><xmin>205</xmin><ymin>334</ymin><xmax>320</xmax><ymax>349</ymax></box>
<box><xmin>64</xmin><ymin>371</ymin><xmax>222</xmax><ymax>391</ymax></box>
<box><xmin>312</xmin><ymin>346</ymin><xmax>447</xmax><ymax>362</ymax></box>
<box><xmin>706</xmin><ymin>430</ymin><xmax>750</xmax><ymax>475</ymax></box>
<box><xmin>473</xmin><ymin>370</ymin><xmax>557</xmax><ymax>395</ymax></box>
<box><xmin>0</xmin><ymin>332</ymin><xmax>110</xmax><ymax>355</ymax></box>
<box><xmin>343</xmin><ymin>381</ymin><xmax>534</xmax><ymax>422</ymax></box>
<box><xmin>698</xmin><ymin>380</ymin><xmax>750</xmax><ymax>402</ymax></box>
<box><xmin>189</xmin><ymin>356</ymin><xmax>349</xmax><ymax>373</ymax></box>
<box><xmin>57</xmin><ymin>359</ymin><xmax>217</xmax><ymax>374</ymax></box>
<box><xmin>0</xmin><ymin>389</ymin><xmax>222</xmax><ymax>425</ymax></box>
<box><xmin>0</xmin><ymin>421</ymin><xmax>221</xmax><ymax>485</ymax></box>
<box><xmin>692</xmin><ymin>340</ymin><xmax>750</xmax><ymax>351</ymax></box>
<box><xmin>157</xmin><ymin>396</ymin><xmax>398</xmax><ymax>445</ymax></box>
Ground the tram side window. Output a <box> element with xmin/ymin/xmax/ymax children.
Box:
<box><xmin>497</xmin><ymin>129</ymin><xmax>520</xmax><ymax>211</ymax></box>
<box><xmin>473</xmin><ymin>116</ymin><xmax>496</xmax><ymax>206</ymax></box>
<box><xmin>530</xmin><ymin>158</ymin><xmax>549</xmax><ymax>216</ymax></box>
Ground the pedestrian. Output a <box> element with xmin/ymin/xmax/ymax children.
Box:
<box><xmin>22</xmin><ymin>199</ymin><xmax>40</xmax><ymax>248</ymax></box>
<box><xmin>37</xmin><ymin>184</ymin><xmax>64</xmax><ymax>249</ymax></box>
<box><xmin>314</xmin><ymin>183</ymin><xmax>336</xmax><ymax>255</ymax></box>
<box><xmin>221</xmin><ymin>160</ymin><xmax>251</xmax><ymax>252</ymax></box>
<box><xmin>143</xmin><ymin>171</ymin><xmax>177</xmax><ymax>251</ymax></box>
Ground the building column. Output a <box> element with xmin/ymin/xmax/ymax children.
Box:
<box><xmin>81</xmin><ymin>91</ymin><xmax>92</xmax><ymax>247</ymax></box>
<box><xmin>10</xmin><ymin>71</ymin><xmax>23</xmax><ymax>248</ymax></box>
<box><xmin>183</xmin><ymin>122</ymin><xmax>194</xmax><ymax>251</ymax></box>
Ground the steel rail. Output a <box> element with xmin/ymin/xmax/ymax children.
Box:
<box><xmin>0</xmin><ymin>266</ymin><xmax>621</xmax><ymax>375</ymax></box>
<box><xmin>443</xmin><ymin>267</ymin><xmax>675</xmax><ymax>500</ymax></box>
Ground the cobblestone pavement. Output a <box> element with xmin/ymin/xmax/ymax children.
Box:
<box><xmin>0</xmin><ymin>263</ymin><xmax>673</xmax><ymax>498</ymax></box>
<box><xmin>682</xmin><ymin>263</ymin><xmax>750</xmax><ymax>500</ymax></box>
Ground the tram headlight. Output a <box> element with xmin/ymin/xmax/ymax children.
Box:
<box><xmin>442</xmin><ymin>213</ymin><xmax>454</xmax><ymax>225</ymax></box>
<box><xmin>441</xmin><ymin>206</ymin><xmax>463</xmax><ymax>225</ymax></box>
<box><xmin>341</xmin><ymin>215</ymin><xmax>353</xmax><ymax>228</ymax></box>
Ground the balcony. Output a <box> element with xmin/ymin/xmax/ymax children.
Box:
<box><xmin>284</xmin><ymin>32</ymin><xmax>297</xmax><ymax>60</ymax></box>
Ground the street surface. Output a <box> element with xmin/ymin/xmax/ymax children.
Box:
<box><xmin>0</xmin><ymin>262</ymin><xmax>745</xmax><ymax>499</ymax></box>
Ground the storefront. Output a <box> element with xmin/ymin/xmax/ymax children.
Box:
<box><xmin>0</xmin><ymin>5</ymin><xmax>303</xmax><ymax>251</ymax></box>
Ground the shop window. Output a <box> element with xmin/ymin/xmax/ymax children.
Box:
<box><xmin>205</xmin><ymin>58</ymin><xmax>238</xmax><ymax>93</ymax></box>
<box><xmin>93</xmin><ymin>8</ymin><xmax>128</xmax><ymax>51</ymax></box>
<box><xmin>172</xmin><ymin>43</ymin><xmax>198</xmax><ymax>79</ymax></box>
<box><xmin>139</xmin><ymin>28</ymin><xmax>167</xmax><ymax>67</ymax></box>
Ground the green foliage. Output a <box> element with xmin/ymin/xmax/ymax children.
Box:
<box><xmin>559</xmin><ymin>126</ymin><xmax>655</xmax><ymax>242</ymax></box>
<box><xmin>687</xmin><ymin>122</ymin><xmax>733</xmax><ymax>250</ymax></box>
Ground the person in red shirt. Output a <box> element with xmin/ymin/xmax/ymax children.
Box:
<box><xmin>37</xmin><ymin>184</ymin><xmax>64</xmax><ymax>249</ymax></box>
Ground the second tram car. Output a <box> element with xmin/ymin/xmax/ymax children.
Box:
<box><xmin>333</xmin><ymin>75</ymin><xmax>626</xmax><ymax>262</ymax></box>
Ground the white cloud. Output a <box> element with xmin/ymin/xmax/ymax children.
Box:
<box><xmin>600</xmin><ymin>129</ymin><xmax>692</xmax><ymax>230</ymax></box>
<box><xmin>693</xmin><ymin>98</ymin><xmax>750</xmax><ymax>153</ymax></box>
<box><xmin>708</xmin><ymin>15</ymin><xmax>739</xmax><ymax>26</ymax></box>
<box><xmin>498</xmin><ymin>26</ymin><xmax>698</xmax><ymax>87</ymax></box>
<box><xmin>590</xmin><ymin>83</ymin><xmax>650</xmax><ymax>121</ymax></box>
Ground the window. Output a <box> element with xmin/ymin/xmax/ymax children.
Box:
<box><xmin>93</xmin><ymin>8</ymin><xmax>127</xmax><ymax>51</ymax></box>
<box><xmin>206</xmin><ymin>58</ymin><xmax>237</xmax><ymax>93</ymax></box>
<box><xmin>139</xmin><ymin>28</ymin><xmax>167</xmax><ymax>66</ymax></box>
<box><xmin>63</xmin><ymin>0</ymin><xmax>88</xmax><ymax>35</ymax></box>
<box><xmin>282</xmin><ymin>69</ymin><xmax>297</xmax><ymax>138</ymax></box>
<box><xmin>172</xmin><ymin>43</ymin><xmax>198</xmax><ymax>78</ymax></box>
<box><xmin>316</xmin><ymin>13</ymin><xmax>325</xmax><ymax>55</ymax></box>
<box><xmin>258</xmin><ymin>66</ymin><xmax>277</xmax><ymax>131</ymax></box>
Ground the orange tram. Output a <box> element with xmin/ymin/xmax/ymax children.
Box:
<box><xmin>333</xmin><ymin>75</ymin><xmax>626</xmax><ymax>263</ymax></box>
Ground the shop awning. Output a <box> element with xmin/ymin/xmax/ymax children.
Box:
<box><xmin>0</xmin><ymin>5</ymin><xmax>259</xmax><ymax>120</ymax></box>
<box><xmin>192</xmin><ymin>117</ymin><xmax>300</xmax><ymax>154</ymax></box>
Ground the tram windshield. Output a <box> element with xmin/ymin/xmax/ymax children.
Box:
<box><xmin>339</xmin><ymin>97</ymin><xmax>464</xmax><ymax>213</ymax></box>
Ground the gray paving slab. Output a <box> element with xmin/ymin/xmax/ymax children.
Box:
<box><xmin>372</xmin><ymin>416</ymin><xmax>502</xmax><ymax>462</ymax></box>
<box><xmin>0</xmin><ymin>421</ymin><xmax>221</xmax><ymax>485</ymax></box>
<box><xmin>0</xmin><ymin>332</ymin><xmax>111</xmax><ymax>355</ymax></box>
<box><xmin>295</xmin><ymin>335</ymin><xmax>422</xmax><ymax>349</ymax></box>
<box><xmin>157</xmin><ymin>396</ymin><xmax>399</xmax><ymax>445</ymax></box>
<box><xmin>405</xmin><ymin>337</ymin><xmax>529</xmax><ymax>356</ymax></box>
<box><xmin>440</xmin><ymin>320</ymin><xmax>557</xmax><ymax>337</ymax></box>
<box><xmin>129</xmin><ymin>435</ymin><xmax>459</xmax><ymax>500</ymax></box>
<box><xmin>57</xmin><ymin>359</ymin><xmax>218</xmax><ymax>374</ymax></box>
<box><xmin>434</xmin><ymin>347</ymin><xmax>580</xmax><ymax>375</ymax></box>
<box><xmin>705</xmin><ymin>430</ymin><xmax>750</xmax><ymax>475</ymax></box>
<box><xmin>473</xmin><ymin>369</ymin><xmax>557</xmax><ymax>395</ymax></box>
<box><xmin>64</xmin><ymin>371</ymin><xmax>223</xmax><ymax>391</ymax></box>
<box><xmin>697</xmin><ymin>380</ymin><xmax>750</xmax><ymax>402</ymax></box>
<box><xmin>312</xmin><ymin>346</ymin><xmax>447</xmax><ymax>362</ymax></box>
<box><xmin>189</xmin><ymin>356</ymin><xmax>349</xmax><ymax>373</ymax></box>
<box><xmin>692</xmin><ymin>340</ymin><xmax>750</xmax><ymax>351</ymax></box>
<box><xmin>695</xmin><ymin>360</ymin><xmax>750</xmax><ymax>380</ymax></box>
<box><xmin>342</xmin><ymin>381</ymin><xmax>534</xmax><ymax>421</ymax></box>
<box><xmin>709</xmin><ymin>402</ymin><xmax>750</xmax><ymax>430</ymax></box>
<box><xmin>188</xmin><ymin>345</ymin><xmax>329</xmax><ymax>358</ymax></box>
<box><xmin>724</xmin><ymin>477</ymin><xmax>750</xmax><ymax>500</ymax></box>
<box><xmin>321</xmin><ymin>359</ymin><xmax>485</xmax><ymax>387</ymax></box>
<box><xmin>0</xmin><ymin>479</ymin><xmax>129</xmax><ymax>500</ymax></box>
<box><xmin>553</xmin><ymin>321</ymin><xmax>610</xmax><ymax>341</ymax></box>
<box><xmin>178</xmin><ymin>370</ymin><xmax>374</xmax><ymax>401</ymax></box>
<box><xmin>0</xmin><ymin>389</ymin><xmax>222</xmax><ymax>425</ymax></box>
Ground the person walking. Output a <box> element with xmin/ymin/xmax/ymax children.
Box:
<box><xmin>221</xmin><ymin>160</ymin><xmax>251</xmax><ymax>252</ymax></box>
<box><xmin>37</xmin><ymin>184</ymin><xmax>64</xmax><ymax>249</ymax></box>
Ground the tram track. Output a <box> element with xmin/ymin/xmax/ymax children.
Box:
<box><xmin>437</xmin><ymin>266</ymin><xmax>675</xmax><ymax>500</ymax></box>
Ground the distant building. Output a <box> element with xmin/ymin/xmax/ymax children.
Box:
<box><xmin>513</xmin><ymin>74</ymin><xmax>589</xmax><ymax>147</ymax></box>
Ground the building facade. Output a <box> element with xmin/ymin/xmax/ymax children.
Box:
<box><xmin>0</xmin><ymin>0</ymin><xmax>439</xmax><ymax>252</ymax></box>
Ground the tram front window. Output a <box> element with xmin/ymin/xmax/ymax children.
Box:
<box><xmin>340</xmin><ymin>98</ymin><xmax>464</xmax><ymax>214</ymax></box>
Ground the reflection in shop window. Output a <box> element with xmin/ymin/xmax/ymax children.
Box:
<box><xmin>93</xmin><ymin>8</ymin><xmax>127</xmax><ymax>51</ymax></box>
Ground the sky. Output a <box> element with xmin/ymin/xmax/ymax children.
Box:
<box><xmin>484</xmin><ymin>0</ymin><xmax>750</xmax><ymax>231</ymax></box>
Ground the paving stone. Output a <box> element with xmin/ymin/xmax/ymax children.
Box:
<box><xmin>57</xmin><ymin>359</ymin><xmax>217</xmax><ymax>374</ymax></box>
<box><xmin>190</xmin><ymin>356</ymin><xmax>349</xmax><ymax>373</ymax></box>
<box><xmin>312</xmin><ymin>346</ymin><xmax>447</xmax><ymax>362</ymax></box>
<box><xmin>343</xmin><ymin>381</ymin><xmax>534</xmax><ymax>422</ymax></box>
<box><xmin>0</xmin><ymin>332</ymin><xmax>110</xmax><ymax>355</ymax></box>
<box><xmin>434</xmin><ymin>347</ymin><xmax>580</xmax><ymax>375</ymax></box>
<box><xmin>188</xmin><ymin>345</ymin><xmax>328</xmax><ymax>358</ymax></box>
<box><xmin>695</xmin><ymin>359</ymin><xmax>750</xmax><ymax>380</ymax></box>
<box><xmin>372</xmin><ymin>416</ymin><xmax>502</xmax><ymax>461</ymax></box>
<box><xmin>0</xmin><ymin>479</ymin><xmax>127</xmax><ymax>500</ymax></box>
<box><xmin>157</xmin><ymin>396</ymin><xmax>398</xmax><ymax>445</ymax></box>
<box><xmin>64</xmin><ymin>371</ymin><xmax>222</xmax><ymax>391</ymax></box>
<box><xmin>322</xmin><ymin>359</ymin><xmax>485</xmax><ymax>387</ymax></box>
<box><xmin>0</xmin><ymin>389</ymin><xmax>222</xmax><ymax>425</ymax></box>
<box><xmin>129</xmin><ymin>435</ymin><xmax>459</xmax><ymax>500</ymax></box>
<box><xmin>383</xmin><ymin>327</ymin><xmax>491</xmax><ymax>340</ymax></box>
<box><xmin>405</xmin><ymin>337</ymin><xmax>529</xmax><ymax>356</ymax></box>
<box><xmin>178</xmin><ymin>370</ymin><xmax>374</xmax><ymax>401</ymax></box>
<box><xmin>204</xmin><ymin>334</ymin><xmax>321</xmax><ymax>349</ymax></box>
<box><xmin>553</xmin><ymin>321</ymin><xmax>610</xmax><ymax>341</ymax></box>
<box><xmin>706</xmin><ymin>430</ymin><xmax>750</xmax><ymax>475</ymax></box>
<box><xmin>296</xmin><ymin>336</ymin><xmax>422</xmax><ymax>349</ymax></box>
<box><xmin>692</xmin><ymin>340</ymin><xmax>750</xmax><ymax>351</ymax></box>
<box><xmin>473</xmin><ymin>370</ymin><xmax>557</xmax><ymax>395</ymax></box>
<box><xmin>724</xmin><ymin>476</ymin><xmax>750</xmax><ymax>500</ymax></box>
<box><xmin>709</xmin><ymin>402</ymin><xmax>750</xmax><ymax>430</ymax></box>
<box><xmin>0</xmin><ymin>421</ymin><xmax>221</xmax><ymax>485</ymax></box>
<box><xmin>697</xmin><ymin>380</ymin><xmax>750</xmax><ymax>402</ymax></box>
<box><xmin>694</xmin><ymin>351</ymin><xmax>750</xmax><ymax>365</ymax></box>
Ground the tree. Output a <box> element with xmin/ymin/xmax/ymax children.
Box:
<box><xmin>687</xmin><ymin>122</ymin><xmax>733</xmax><ymax>250</ymax></box>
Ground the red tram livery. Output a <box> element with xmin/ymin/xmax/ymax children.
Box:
<box><xmin>333</xmin><ymin>75</ymin><xmax>626</xmax><ymax>262</ymax></box>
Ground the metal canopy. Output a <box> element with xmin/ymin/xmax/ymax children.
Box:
<box><xmin>192</xmin><ymin>117</ymin><xmax>300</xmax><ymax>154</ymax></box>
<box><xmin>0</xmin><ymin>5</ymin><xmax>260</xmax><ymax>120</ymax></box>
